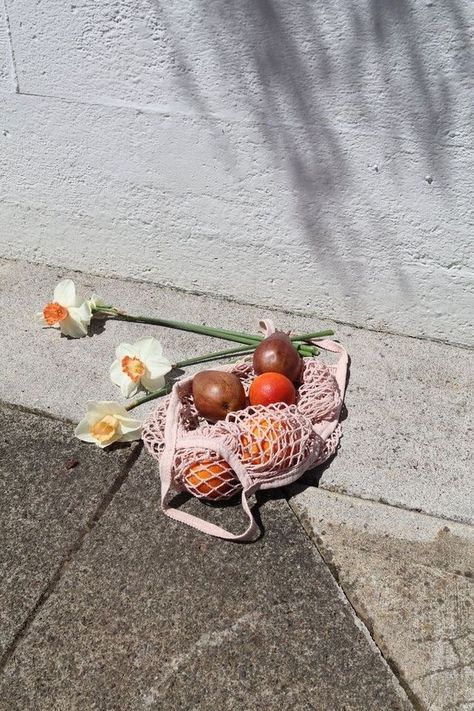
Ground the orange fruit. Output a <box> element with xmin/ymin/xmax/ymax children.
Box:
<box><xmin>183</xmin><ymin>458</ymin><xmax>238</xmax><ymax>500</ymax></box>
<box><xmin>240</xmin><ymin>415</ymin><xmax>285</xmax><ymax>465</ymax></box>
<box><xmin>249</xmin><ymin>372</ymin><xmax>296</xmax><ymax>407</ymax></box>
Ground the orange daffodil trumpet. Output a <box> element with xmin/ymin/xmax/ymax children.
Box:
<box><xmin>37</xmin><ymin>279</ymin><xmax>92</xmax><ymax>338</ymax></box>
<box><xmin>110</xmin><ymin>337</ymin><xmax>172</xmax><ymax>398</ymax></box>
<box><xmin>74</xmin><ymin>401</ymin><xmax>142</xmax><ymax>448</ymax></box>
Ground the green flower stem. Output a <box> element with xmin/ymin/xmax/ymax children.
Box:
<box><xmin>125</xmin><ymin>385</ymin><xmax>171</xmax><ymax>411</ymax></box>
<box><xmin>110</xmin><ymin>312</ymin><xmax>260</xmax><ymax>346</ymax></box>
<box><xmin>94</xmin><ymin>308</ymin><xmax>331</xmax><ymax>362</ymax></box>
<box><xmin>292</xmin><ymin>330</ymin><xmax>334</xmax><ymax>341</ymax></box>
<box><xmin>296</xmin><ymin>343</ymin><xmax>320</xmax><ymax>357</ymax></box>
<box><xmin>173</xmin><ymin>337</ymin><xmax>327</xmax><ymax>368</ymax></box>
<box><xmin>94</xmin><ymin>307</ymin><xmax>333</xmax><ymax>346</ymax></box>
<box><xmin>174</xmin><ymin>343</ymin><xmax>322</xmax><ymax>367</ymax></box>
<box><xmin>174</xmin><ymin>346</ymin><xmax>255</xmax><ymax>368</ymax></box>
<box><xmin>93</xmin><ymin>307</ymin><xmax>333</xmax><ymax>359</ymax></box>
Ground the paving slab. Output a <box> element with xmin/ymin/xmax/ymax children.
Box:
<box><xmin>1</xmin><ymin>257</ymin><xmax>473</xmax><ymax>525</ymax></box>
<box><xmin>289</xmin><ymin>488</ymin><xmax>474</xmax><ymax>711</ymax></box>
<box><xmin>0</xmin><ymin>402</ymin><xmax>139</xmax><ymax>659</ymax></box>
<box><xmin>0</xmin><ymin>439</ymin><xmax>412</xmax><ymax>711</ymax></box>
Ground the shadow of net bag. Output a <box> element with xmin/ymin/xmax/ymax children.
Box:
<box><xmin>143</xmin><ymin>321</ymin><xmax>348</xmax><ymax>542</ymax></box>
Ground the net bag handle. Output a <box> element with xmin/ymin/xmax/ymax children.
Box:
<box><xmin>310</xmin><ymin>339</ymin><xmax>348</xmax><ymax>442</ymax></box>
<box><xmin>314</xmin><ymin>339</ymin><xmax>348</xmax><ymax>398</ymax></box>
<box><xmin>160</xmin><ymin>469</ymin><xmax>259</xmax><ymax>542</ymax></box>
<box><xmin>159</xmin><ymin>386</ymin><xmax>260</xmax><ymax>542</ymax></box>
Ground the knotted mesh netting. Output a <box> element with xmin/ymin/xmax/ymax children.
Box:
<box><xmin>142</xmin><ymin>355</ymin><xmax>342</xmax><ymax>503</ymax></box>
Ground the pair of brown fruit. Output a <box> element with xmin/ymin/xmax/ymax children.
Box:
<box><xmin>192</xmin><ymin>332</ymin><xmax>301</xmax><ymax>422</ymax></box>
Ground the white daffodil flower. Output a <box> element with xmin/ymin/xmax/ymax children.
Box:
<box><xmin>74</xmin><ymin>401</ymin><xmax>142</xmax><ymax>448</ymax></box>
<box><xmin>37</xmin><ymin>279</ymin><xmax>92</xmax><ymax>338</ymax></box>
<box><xmin>110</xmin><ymin>337</ymin><xmax>172</xmax><ymax>398</ymax></box>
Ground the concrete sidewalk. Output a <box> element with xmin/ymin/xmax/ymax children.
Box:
<box><xmin>288</xmin><ymin>487</ymin><xmax>474</xmax><ymax>711</ymax></box>
<box><xmin>0</xmin><ymin>403</ymin><xmax>412</xmax><ymax>710</ymax></box>
<box><xmin>0</xmin><ymin>256</ymin><xmax>473</xmax><ymax>709</ymax></box>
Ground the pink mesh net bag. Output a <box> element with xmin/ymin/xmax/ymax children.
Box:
<box><xmin>142</xmin><ymin>320</ymin><xmax>348</xmax><ymax>541</ymax></box>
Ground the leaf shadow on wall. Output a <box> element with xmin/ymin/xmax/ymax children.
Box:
<box><xmin>152</xmin><ymin>0</ymin><xmax>472</xmax><ymax>305</ymax></box>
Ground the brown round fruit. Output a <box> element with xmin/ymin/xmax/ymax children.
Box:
<box><xmin>192</xmin><ymin>370</ymin><xmax>246</xmax><ymax>422</ymax></box>
<box><xmin>252</xmin><ymin>332</ymin><xmax>302</xmax><ymax>382</ymax></box>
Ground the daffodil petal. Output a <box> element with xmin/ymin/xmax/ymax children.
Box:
<box><xmin>145</xmin><ymin>356</ymin><xmax>172</xmax><ymax>379</ymax></box>
<box><xmin>123</xmin><ymin>377</ymin><xmax>139</xmax><ymax>398</ymax></box>
<box><xmin>74</xmin><ymin>420</ymin><xmax>97</xmax><ymax>443</ymax></box>
<box><xmin>116</xmin><ymin>415</ymin><xmax>142</xmax><ymax>432</ymax></box>
<box><xmin>117</xmin><ymin>416</ymin><xmax>143</xmax><ymax>440</ymax></box>
<box><xmin>117</xmin><ymin>428</ymin><xmax>142</xmax><ymax>443</ymax></box>
<box><xmin>72</xmin><ymin>301</ymin><xmax>92</xmax><ymax>324</ymax></box>
<box><xmin>85</xmin><ymin>401</ymin><xmax>127</xmax><ymax>417</ymax></box>
<box><xmin>59</xmin><ymin>314</ymin><xmax>88</xmax><ymax>338</ymax></box>
<box><xmin>110</xmin><ymin>364</ymin><xmax>140</xmax><ymax>398</ymax></box>
<box><xmin>115</xmin><ymin>343</ymin><xmax>134</xmax><ymax>359</ymax></box>
<box><xmin>96</xmin><ymin>437</ymin><xmax>120</xmax><ymax>449</ymax></box>
<box><xmin>134</xmin><ymin>337</ymin><xmax>163</xmax><ymax>360</ymax></box>
<box><xmin>110</xmin><ymin>359</ymin><xmax>125</xmax><ymax>388</ymax></box>
<box><xmin>53</xmin><ymin>279</ymin><xmax>77</xmax><ymax>307</ymax></box>
<box><xmin>140</xmin><ymin>373</ymin><xmax>166</xmax><ymax>392</ymax></box>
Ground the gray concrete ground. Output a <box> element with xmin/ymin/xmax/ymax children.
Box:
<box><xmin>0</xmin><ymin>256</ymin><xmax>473</xmax><ymax>709</ymax></box>
<box><xmin>289</xmin><ymin>487</ymin><xmax>474</xmax><ymax>711</ymax></box>
<box><xmin>0</xmin><ymin>404</ymin><xmax>412</xmax><ymax>711</ymax></box>
<box><xmin>0</xmin><ymin>403</ymin><xmax>140</xmax><ymax>659</ymax></box>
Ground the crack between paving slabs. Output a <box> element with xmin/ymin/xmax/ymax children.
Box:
<box><xmin>0</xmin><ymin>441</ymin><xmax>143</xmax><ymax>672</ymax></box>
<box><xmin>0</xmin><ymin>399</ymin><xmax>75</xmax><ymax>426</ymax></box>
<box><xmin>285</xmin><ymin>497</ymin><xmax>425</xmax><ymax>711</ymax></box>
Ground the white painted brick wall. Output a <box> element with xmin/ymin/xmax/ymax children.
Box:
<box><xmin>0</xmin><ymin>0</ymin><xmax>473</xmax><ymax>344</ymax></box>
